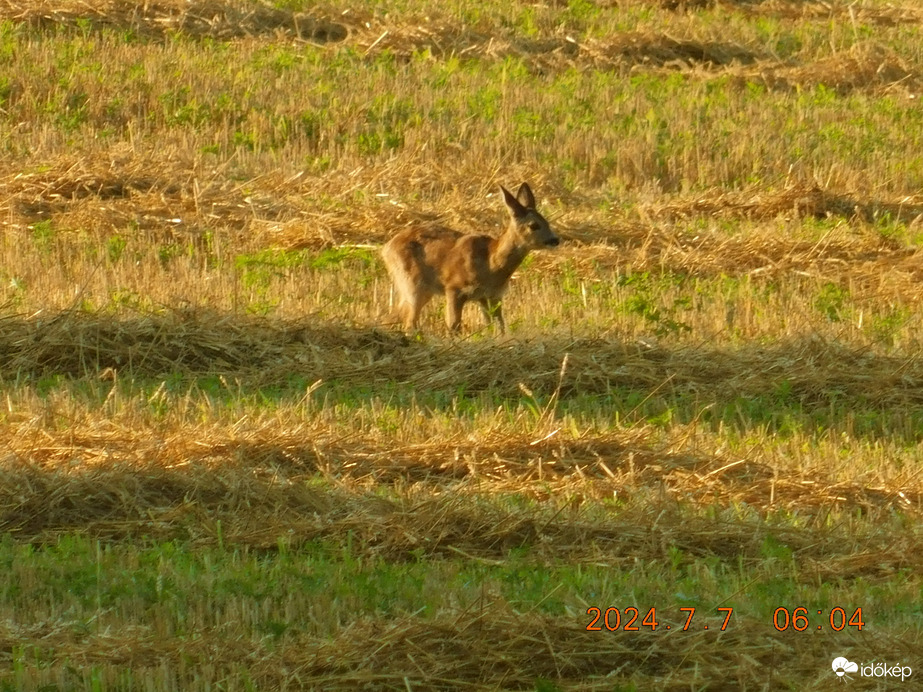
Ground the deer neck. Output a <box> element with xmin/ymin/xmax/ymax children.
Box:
<box><xmin>488</xmin><ymin>225</ymin><xmax>530</xmax><ymax>279</ymax></box>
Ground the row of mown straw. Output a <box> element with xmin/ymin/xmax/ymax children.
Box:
<box><xmin>2</xmin><ymin>452</ymin><xmax>920</xmax><ymax>573</ymax></box>
<box><xmin>0</xmin><ymin>148</ymin><xmax>293</xmax><ymax>244</ymax></box>
<box><xmin>7</xmin><ymin>150</ymin><xmax>923</xmax><ymax>229</ymax></box>
<box><xmin>0</xmin><ymin>0</ymin><xmax>353</xmax><ymax>42</ymax></box>
<box><xmin>12</xmin><ymin>151</ymin><xmax>923</xmax><ymax>235</ymax></box>
<box><xmin>1</xmin><ymin>309</ymin><xmax>922</xmax><ymax>405</ymax></box>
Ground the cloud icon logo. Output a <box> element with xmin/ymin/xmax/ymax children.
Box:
<box><xmin>832</xmin><ymin>657</ymin><xmax>859</xmax><ymax>677</ymax></box>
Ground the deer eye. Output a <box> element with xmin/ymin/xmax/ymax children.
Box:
<box><xmin>529</xmin><ymin>222</ymin><xmax>542</xmax><ymax>231</ymax></box>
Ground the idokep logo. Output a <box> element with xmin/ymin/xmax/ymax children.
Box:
<box><xmin>832</xmin><ymin>657</ymin><xmax>858</xmax><ymax>679</ymax></box>
<box><xmin>832</xmin><ymin>656</ymin><xmax>913</xmax><ymax>682</ymax></box>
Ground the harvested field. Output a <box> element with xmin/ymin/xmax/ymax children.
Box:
<box><xmin>0</xmin><ymin>0</ymin><xmax>922</xmax><ymax>689</ymax></box>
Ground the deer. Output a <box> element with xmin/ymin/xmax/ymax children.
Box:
<box><xmin>381</xmin><ymin>183</ymin><xmax>559</xmax><ymax>334</ymax></box>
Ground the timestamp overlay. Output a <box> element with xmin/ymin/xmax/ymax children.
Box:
<box><xmin>586</xmin><ymin>606</ymin><xmax>734</xmax><ymax>633</ymax></box>
<box><xmin>582</xmin><ymin>600</ymin><xmax>915</xmax><ymax>685</ymax></box>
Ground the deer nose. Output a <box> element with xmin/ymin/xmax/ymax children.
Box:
<box><xmin>546</xmin><ymin>237</ymin><xmax>560</xmax><ymax>247</ymax></box>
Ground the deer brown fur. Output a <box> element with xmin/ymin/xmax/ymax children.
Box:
<box><xmin>381</xmin><ymin>183</ymin><xmax>559</xmax><ymax>334</ymax></box>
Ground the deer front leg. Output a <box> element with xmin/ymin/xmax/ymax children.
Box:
<box><xmin>478</xmin><ymin>298</ymin><xmax>505</xmax><ymax>334</ymax></box>
<box><xmin>445</xmin><ymin>289</ymin><xmax>466</xmax><ymax>333</ymax></box>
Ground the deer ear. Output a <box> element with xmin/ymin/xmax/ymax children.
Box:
<box><xmin>515</xmin><ymin>183</ymin><xmax>535</xmax><ymax>209</ymax></box>
<box><xmin>500</xmin><ymin>185</ymin><xmax>527</xmax><ymax>218</ymax></box>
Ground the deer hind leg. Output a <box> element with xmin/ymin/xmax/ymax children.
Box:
<box><xmin>445</xmin><ymin>289</ymin><xmax>467</xmax><ymax>333</ymax></box>
<box><xmin>387</xmin><ymin>287</ymin><xmax>412</xmax><ymax>330</ymax></box>
<box><xmin>479</xmin><ymin>298</ymin><xmax>505</xmax><ymax>334</ymax></box>
<box><xmin>388</xmin><ymin>291</ymin><xmax>408</xmax><ymax>328</ymax></box>
<box><xmin>386</xmin><ymin>261</ymin><xmax>431</xmax><ymax>331</ymax></box>
<box><xmin>401</xmin><ymin>288</ymin><xmax>434</xmax><ymax>331</ymax></box>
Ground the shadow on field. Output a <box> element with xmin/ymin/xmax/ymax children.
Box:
<box><xmin>1</xmin><ymin>308</ymin><xmax>922</xmax><ymax>442</ymax></box>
